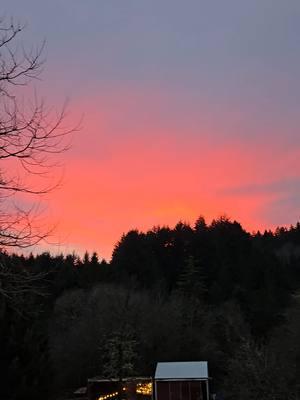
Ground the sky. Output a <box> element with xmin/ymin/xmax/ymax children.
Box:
<box><xmin>3</xmin><ymin>0</ymin><xmax>300</xmax><ymax>259</ymax></box>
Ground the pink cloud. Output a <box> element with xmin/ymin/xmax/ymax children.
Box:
<box><xmin>22</xmin><ymin>85</ymin><xmax>300</xmax><ymax>259</ymax></box>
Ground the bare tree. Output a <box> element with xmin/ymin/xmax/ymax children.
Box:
<box><xmin>225</xmin><ymin>338</ymin><xmax>296</xmax><ymax>400</ymax></box>
<box><xmin>0</xmin><ymin>17</ymin><xmax>73</xmax><ymax>249</ymax></box>
<box><xmin>0</xmin><ymin>254</ymin><xmax>48</xmax><ymax>318</ymax></box>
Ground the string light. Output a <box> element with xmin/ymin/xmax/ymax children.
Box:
<box><xmin>136</xmin><ymin>382</ymin><xmax>152</xmax><ymax>395</ymax></box>
<box><xmin>98</xmin><ymin>381</ymin><xmax>152</xmax><ymax>400</ymax></box>
<box><xmin>98</xmin><ymin>391</ymin><xmax>119</xmax><ymax>400</ymax></box>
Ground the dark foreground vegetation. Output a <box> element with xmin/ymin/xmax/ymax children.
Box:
<box><xmin>1</xmin><ymin>216</ymin><xmax>300</xmax><ymax>400</ymax></box>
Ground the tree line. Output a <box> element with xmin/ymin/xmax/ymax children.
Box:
<box><xmin>1</xmin><ymin>216</ymin><xmax>300</xmax><ymax>400</ymax></box>
<box><xmin>0</xmin><ymin>16</ymin><xmax>299</xmax><ymax>400</ymax></box>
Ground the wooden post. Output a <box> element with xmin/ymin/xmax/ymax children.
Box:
<box><xmin>205</xmin><ymin>381</ymin><xmax>209</xmax><ymax>400</ymax></box>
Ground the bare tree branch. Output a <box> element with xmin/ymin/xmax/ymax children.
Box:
<box><xmin>0</xmin><ymin>18</ymin><xmax>76</xmax><ymax>250</ymax></box>
<box><xmin>0</xmin><ymin>253</ymin><xmax>49</xmax><ymax>318</ymax></box>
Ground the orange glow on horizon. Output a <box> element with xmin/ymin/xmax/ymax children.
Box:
<box><xmin>23</xmin><ymin>87</ymin><xmax>300</xmax><ymax>260</ymax></box>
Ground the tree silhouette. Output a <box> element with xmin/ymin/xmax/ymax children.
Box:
<box><xmin>0</xmin><ymin>18</ymin><xmax>73</xmax><ymax>249</ymax></box>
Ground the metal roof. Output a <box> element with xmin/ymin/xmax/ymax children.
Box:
<box><xmin>88</xmin><ymin>376</ymin><xmax>152</xmax><ymax>383</ymax></box>
<box><xmin>155</xmin><ymin>362</ymin><xmax>208</xmax><ymax>380</ymax></box>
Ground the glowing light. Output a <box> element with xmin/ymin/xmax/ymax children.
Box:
<box><xmin>97</xmin><ymin>381</ymin><xmax>152</xmax><ymax>400</ymax></box>
<box><xmin>136</xmin><ymin>382</ymin><xmax>152</xmax><ymax>395</ymax></box>
<box><xmin>98</xmin><ymin>391</ymin><xmax>119</xmax><ymax>400</ymax></box>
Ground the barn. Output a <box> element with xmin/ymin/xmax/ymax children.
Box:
<box><xmin>154</xmin><ymin>361</ymin><xmax>209</xmax><ymax>400</ymax></box>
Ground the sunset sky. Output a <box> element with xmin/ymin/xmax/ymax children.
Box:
<box><xmin>5</xmin><ymin>0</ymin><xmax>300</xmax><ymax>259</ymax></box>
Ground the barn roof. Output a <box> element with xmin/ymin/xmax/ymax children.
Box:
<box><xmin>155</xmin><ymin>362</ymin><xmax>208</xmax><ymax>380</ymax></box>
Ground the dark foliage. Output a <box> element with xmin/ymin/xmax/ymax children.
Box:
<box><xmin>1</xmin><ymin>216</ymin><xmax>300</xmax><ymax>399</ymax></box>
